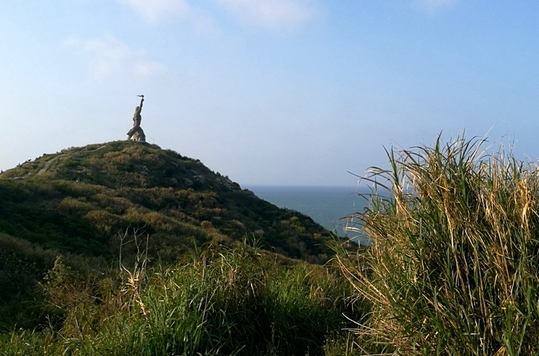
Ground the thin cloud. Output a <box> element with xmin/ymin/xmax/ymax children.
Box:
<box><xmin>66</xmin><ymin>34</ymin><xmax>166</xmax><ymax>81</ymax></box>
<box><xmin>117</xmin><ymin>0</ymin><xmax>192</xmax><ymax>25</ymax></box>
<box><xmin>212</xmin><ymin>0</ymin><xmax>317</xmax><ymax>29</ymax></box>
<box><xmin>118</xmin><ymin>0</ymin><xmax>315</xmax><ymax>32</ymax></box>
<box><xmin>117</xmin><ymin>0</ymin><xmax>219</xmax><ymax>34</ymax></box>
<box><xmin>413</xmin><ymin>0</ymin><xmax>459</xmax><ymax>14</ymax></box>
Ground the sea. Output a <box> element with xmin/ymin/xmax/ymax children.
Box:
<box><xmin>245</xmin><ymin>185</ymin><xmax>372</xmax><ymax>245</ymax></box>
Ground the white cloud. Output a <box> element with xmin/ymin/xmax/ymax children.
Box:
<box><xmin>117</xmin><ymin>0</ymin><xmax>219</xmax><ymax>34</ymax></box>
<box><xmin>117</xmin><ymin>0</ymin><xmax>315</xmax><ymax>32</ymax></box>
<box><xmin>66</xmin><ymin>34</ymin><xmax>166</xmax><ymax>81</ymax></box>
<box><xmin>413</xmin><ymin>0</ymin><xmax>459</xmax><ymax>14</ymax></box>
<box><xmin>212</xmin><ymin>0</ymin><xmax>316</xmax><ymax>29</ymax></box>
<box><xmin>118</xmin><ymin>0</ymin><xmax>192</xmax><ymax>25</ymax></box>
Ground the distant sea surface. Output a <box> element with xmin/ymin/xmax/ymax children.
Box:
<box><xmin>245</xmin><ymin>185</ymin><xmax>371</xmax><ymax>244</ymax></box>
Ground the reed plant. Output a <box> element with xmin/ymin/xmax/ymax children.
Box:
<box><xmin>338</xmin><ymin>135</ymin><xmax>539</xmax><ymax>355</ymax></box>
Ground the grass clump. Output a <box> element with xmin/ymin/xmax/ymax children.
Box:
<box><xmin>338</xmin><ymin>135</ymin><xmax>539</xmax><ymax>355</ymax></box>
<box><xmin>2</xmin><ymin>239</ymin><xmax>361</xmax><ymax>355</ymax></box>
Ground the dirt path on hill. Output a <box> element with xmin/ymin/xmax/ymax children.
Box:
<box><xmin>37</xmin><ymin>156</ymin><xmax>61</xmax><ymax>175</ymax></box>
<box><xmin>36</xmin><ymin>144</ymin><xmax>107</xmax><ymax>176</ymax></box>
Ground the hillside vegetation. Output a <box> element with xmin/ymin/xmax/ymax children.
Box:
<box><xmin>7</xmin><ymin>135</ymin><xmax>536</xmax><ymax>355</ymax></box>
<box><xmin>3</xmin><ymin>240</ymin><xmax>362</xmax><ymax>355</ymax></box>
<box><xmin>0</xmin><ymin>141</ymin><xmax>362</xmax><ymax>352</ymax></box>
<box><xmin>0</xmin><ymin>141</ymin><xmax>331</xmax><ymax>262</ymax></box>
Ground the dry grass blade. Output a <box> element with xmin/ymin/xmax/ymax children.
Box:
<box><xmin>338</xmin><ymin>134</ymin><xmax>539</xmax><ymax>355</ymax></box>
<box><xmin>119</xmin><ymin>227</ymin><xmax>150</xmax><ymax>317</ymax></box>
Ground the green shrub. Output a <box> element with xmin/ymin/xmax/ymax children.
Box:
<box><xmin>2</xmin><ymin>240</ymin><xmax>361</xmax><ymax>355</ymax></box>
<box><xmin>338</xmin><ymin>135</ymin><xmax>539</xmax><ymax>355</ymax></box>
<box><xmin>109</xmin><ymin>243</ymin><xmax>357</xmax><ymax>356</ymax></box>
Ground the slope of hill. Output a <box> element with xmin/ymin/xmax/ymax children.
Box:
<box><xmin>0</xmin><ymin>140</ymin><xmax>345</xmax><ymax>331</ymax></box>
<box><xmin>0</xmin><ymin>140</ymin><xmax>331</xmax><ymax>263</ymax></box>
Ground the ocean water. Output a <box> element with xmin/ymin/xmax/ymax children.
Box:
<box><xmin>245</xmin><ymin>185</ymin><xmax>371</xmax><ymax>244</ymax></box>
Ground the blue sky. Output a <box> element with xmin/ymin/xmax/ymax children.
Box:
<box><xmin>1</xmin><ymin>0</ymin><xmax>538</xmax><ymax>186</ymax></box>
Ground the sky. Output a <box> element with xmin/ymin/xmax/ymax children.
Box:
<box><xmin>1</xmin><ymin>1</ymin><xmax>538</xmax><ymax>187</ymax></box>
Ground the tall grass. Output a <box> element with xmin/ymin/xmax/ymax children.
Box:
<box><xmin>2</xmin><ymin>240</ymin><xmax>361</xmax><ymax>355</ymax></box>
<box><xmin>338</xmin><ymin>135</ymin><xmax>539</xmax><ymax>355</ymax></box>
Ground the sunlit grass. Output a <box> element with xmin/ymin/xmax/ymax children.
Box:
<box><xmin>338</xmin><ymin>134</ymin><xmax>539</xmax><ymax>355</ymax></box>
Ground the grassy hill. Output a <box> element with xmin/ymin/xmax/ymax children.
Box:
<box><xmin>0</xmin><ymin>140</ymin><xmax>331</xmax><ymax>263</ymax></box>
<box><xmin>0</xmin><ymin>141</ymin><xmax>357</xmax><ymax>340</ymax></box>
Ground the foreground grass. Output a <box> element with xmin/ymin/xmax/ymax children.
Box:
<box><xmin>1</xmin><ymin>239</ymin><xmax>363</xmax><ymax>356</ymax></box>
<box><xmin>338</xmin><ymin>135</ymin><xmax>539</xmax><ymax>355</ymax></box>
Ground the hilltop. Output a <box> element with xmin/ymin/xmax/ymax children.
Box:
<box><xmin>0</xmin><ymin>140</ymin><xmax>332</xmax><ymax>263</ymax></box>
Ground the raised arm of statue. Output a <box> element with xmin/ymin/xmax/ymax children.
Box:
<box><xmin>138</xmin><ymin>94</ymin><xmax>144</xmax><ymax>112</ymax></box>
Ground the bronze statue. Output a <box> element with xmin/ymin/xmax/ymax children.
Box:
<box><xmin>127</xmin><ymin>95</ymin><xmax>146</xmax><ymax>142</ymax></box>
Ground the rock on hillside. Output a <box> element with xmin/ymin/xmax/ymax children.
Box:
<box><xmin>0</xmin><ymin>141</ymin><xmax>332</xmax><ymax>263</ymax></box>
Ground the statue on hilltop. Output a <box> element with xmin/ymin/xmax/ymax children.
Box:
<box><xmin>127</xmin><ymin>94</ymin><xmax>146</xmax><ymax>142</ymax></box>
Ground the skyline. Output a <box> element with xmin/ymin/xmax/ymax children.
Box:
<box><xmin>1</xmin><ymin>1</ymin><xmax>538</xmax><ymax>186</ymax></box>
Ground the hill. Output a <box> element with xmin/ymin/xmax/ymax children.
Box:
<box><xmin>0</xmin><ymin>140</ymin><xmax>342</xmax><ymax>331</ymax></box>
<box><xmin>0</xmin><ymin>140</ymin><xmax>332</xmax><ymax>262</ymax></box>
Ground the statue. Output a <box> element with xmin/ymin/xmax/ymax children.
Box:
<box><xmin>127</xmin><ymin>95</ymin><xmax>146</xmax><ymax>142</ymax></box>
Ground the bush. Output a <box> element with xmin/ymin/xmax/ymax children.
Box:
<box><xmin>338</xmin><ymin>135</ymin><xmax>539</xmax><ymax>355</ymax></box>
<box><xmin>2</xmin><ymin>240</ymin><xmax>362</xmax><ymax>355</ymax></box>
<box><xmin>98</xmin><ymin>243</ymin><xmax>356</xmax><ymax>356</ymax></box>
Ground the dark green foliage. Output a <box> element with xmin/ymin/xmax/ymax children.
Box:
<box><xmin>0</xmin><ymin>233</ymin><xmax>109</xmax><ymax>332</ymax></box>
<box><xmin>2</xmin><ymin>241</ymin><xmax>363</xmax><ymax>355</ymax></box>
<box><xmin>0</xmin><ymin>234</ymin><xmax>54</xmax><ymax>331</ymax></box>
